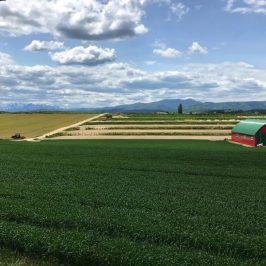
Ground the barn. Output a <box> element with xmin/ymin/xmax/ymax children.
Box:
<box><xmin>231</xmin><ymin>119</ymin><xmax>266</xmax><ymax>146</ymax></box>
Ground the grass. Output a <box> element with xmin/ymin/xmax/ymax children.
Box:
<box><xmin>0</xmin><ymin>113</ymin><xmax>96</xmax><ymax>139</ymax></box>
<box><xmin>0</xmin><ymin>247</ymin><xmax>63</xmax><ymax>266</ymax></box>
<box><xmin>0</xmin><ymin>140</ymin><xmax>265</xmax><ymax>265</ymax></box>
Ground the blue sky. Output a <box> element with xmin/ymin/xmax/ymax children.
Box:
<box><xmin>0</xmin><ymin>0</ymin><xmax>266</xmax><ymax>108</ymax></box>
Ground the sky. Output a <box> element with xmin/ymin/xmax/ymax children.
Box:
<box><xmin>0</xmin><ymin>0</ymin><xmax>266</xmax><ymax>108</ymax></box>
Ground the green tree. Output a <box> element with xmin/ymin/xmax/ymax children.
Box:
<box><xmin>177</xmin><ymin>104</ymin><xmax>183</xmax><ymax>114</ymax></box>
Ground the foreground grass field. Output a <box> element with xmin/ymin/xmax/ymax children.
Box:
<box><xmin>0</xmin><ymin>140</ymin><xmax>265</xmax><ymax>265</ymax></box>
<box><xmin>0</xmin><ymin>113</ymin><xmax>96</xmax><ymax>139</ymax></box>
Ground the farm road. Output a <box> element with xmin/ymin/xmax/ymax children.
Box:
<box><xmin>26</xmin><ymin>113</ymin><xmax>106</xmax><ymax>141</ymax></box>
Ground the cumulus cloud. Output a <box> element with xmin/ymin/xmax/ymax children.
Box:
<box><xmin>1</xmin><ymin>62</ymin><xmax>266</xmax><ymax>108</ymax></box>
<box><xmin>153</xmin><ymin>48</ymin><xmax>182</xmax><ymax>58</ymax></box>
<box><xmin>188</xmin><ymin>42</ymin><xmax>208</xmax><ymax>55</ymax></box>
<box><xmin>0</xmin><ymin>0</ymin><xmax>148</xmax><ymax>40</ymax></box>
<box><xmin>0</xmin><ymin>52</ymin><xmax>14</xmax><ymax>65</ymax></box>
<box><xmin>50</xmin><ymin>46</ymin><xmax>116</xmax><ymax>66</ymax></box>
<box><xmin>24</xmin><ymin>40</ymin><xmax>65</xmax><ymax>52</ymax></box>
<box><xmin>225</xmin><ymin>0</ymin><xmax>266</xmax><ymax>14</ymax></box>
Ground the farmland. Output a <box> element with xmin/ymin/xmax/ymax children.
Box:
<box><xmin>0</xmin><ymin>113</ymin><xmax>97</xmax><ymax>139</ymax></box>
<box><xmin>0</xmin><ymin>140</ymin><xmax>265</xmax><ymax>265</ymax></box>
<box><xmin>54</xmin><ymin>113</ymin><xmax>255</xmax><ymax>139</ymax></box>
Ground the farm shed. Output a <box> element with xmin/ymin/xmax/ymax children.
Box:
<box><xmin>231</xmin><ymin>119</ymin><xmax>266</xmax><ymax>146</ymax></box>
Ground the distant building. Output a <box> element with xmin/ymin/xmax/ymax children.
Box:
<box><xmin>231</xmin><ymin>119</ymin><xmax>266</xmax><ymax>146</ymax></box>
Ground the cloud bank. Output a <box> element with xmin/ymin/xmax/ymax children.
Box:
<box><xmin>1</xmin><ymin>62</ymin><xmax>266</xmax><ymax>108</ymax></box>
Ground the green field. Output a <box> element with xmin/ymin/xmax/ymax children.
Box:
<box><xmin>0</xmin><ymin>113</ymin><xmax>96</xmax><ymax>139</ymax></box>
<box><xmin>109</xmin><ymin>113</ymin><xmax>266</xmax><ymax>121</ymax></box>
<box><xmin>0</xmin><ymin>140</ymin><xmax>265</xmax><ymax>265</ymax></box>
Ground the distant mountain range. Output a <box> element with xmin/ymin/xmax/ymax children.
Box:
<box><xmin>2</xmin><ymin>99</ymin><xmax>266</xmax><ymax>113</ymax></box>
<box><xmin>0</xmin><ymin>103</ymin><xmax>61</xmax><ymax>112</ymax></box>
<box><xmin>79</xmin><ymin>99</ymin><xmax>266</xmax><ymax>113</ymax></box>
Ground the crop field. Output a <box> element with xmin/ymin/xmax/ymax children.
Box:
<box><xmin>109</xmin><ymin>113</ymin><xmax>266</xmax><ymax>121</ymax></box>
<box><xmin>0</xmin><ymin>140</ymin><xmax>265</xmax><ymax>265</ymax></box>
<box><xmin>0</xmin><ymin>113</ymin><xmax>96</xmax><ymax>139</ymax></box>
<box><xmin>54</xmin><ymin>113</ymin><xmax>246</xmax><ymax>139</ymax></box>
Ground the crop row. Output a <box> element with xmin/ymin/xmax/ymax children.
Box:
<box><xmin>85</xmin><ymin>126</ymin><xmax>233</xmax><ymax>130</ymax></box>
<box><xmin>84</xmin><ymin>121</ymin><xmax>237</xmax><ymax>125</ymax></box>
<box><xmin>109</xmin><ymin>114</ymin><xmax>266</xmax><ymax>121</ymax></box>
<box><xmin>98</xmin><ymin>132</ymin><xmax>229</xmax><ymax>136</ymax></box>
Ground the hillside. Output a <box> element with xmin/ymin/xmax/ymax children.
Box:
<box><xmin>91</xmin><ymin>99</ymin><xmax>266</xmax><ymax>113</ymax></box>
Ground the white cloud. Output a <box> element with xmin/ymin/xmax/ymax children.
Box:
<box><xmin>0</xmin><ymin>0</ymin><xmax>148</xmax><ymax>40</ymax></box>
<box><xmin>24</xmin><ymin>40</ymin><xmax>65</xmax><ymax>52</ymax></box>
<box><xmin>151</xmin><ymin>0</ymin><xmax>189</xmax><ymax>19</ymax></box>
<box><xmin>188</xmin><ymin>42</ymin><xmax>208</xmax><ymax>55</ymax></box>
<box><xmin>1</xmin><ymin>62</ymin><xmax>266</xmax><ymax>108</ymax></box>
<box><xmin>225</xmin><ymin>0</ymin><xmax>266</xmax><ymax>14</ymax></box>
<box><xmin>50</xmin><ymin>46</ymin><xmax>116</xmax><ymax>66</ymax></box>
<box><xmin>153</xmin><ymin>48</ymin><xmax>182</xmax><ymax>58</ymax></box>
<box><xmin>145</xmin><ymin>60</ymin><xmax>156</xmax><ymax>65</ymax></box>
<box><xmin>170</xmin><ymin>2</ymin><xmax>190</xmax><ymax>19</ymax></box>
<box><xmin>0</xmin><ymin>52</ymin><xmax>14</xmax><ymax>65</ymax></box>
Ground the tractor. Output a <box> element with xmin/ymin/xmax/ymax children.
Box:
<box><xmin>11</xmin><ymin>133</ymin><xmax>26</xmax><ymax>140</ymax></box>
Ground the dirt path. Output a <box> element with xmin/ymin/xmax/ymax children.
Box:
<box><xmin>26</xmin><ymin>113</ymin><xmax>105</xmax><ymax>141</ymax></box>
<box><xmin>54</xmin><ymin>135</ymin><xmax>229</xmax><ymax>140</ymax></box>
